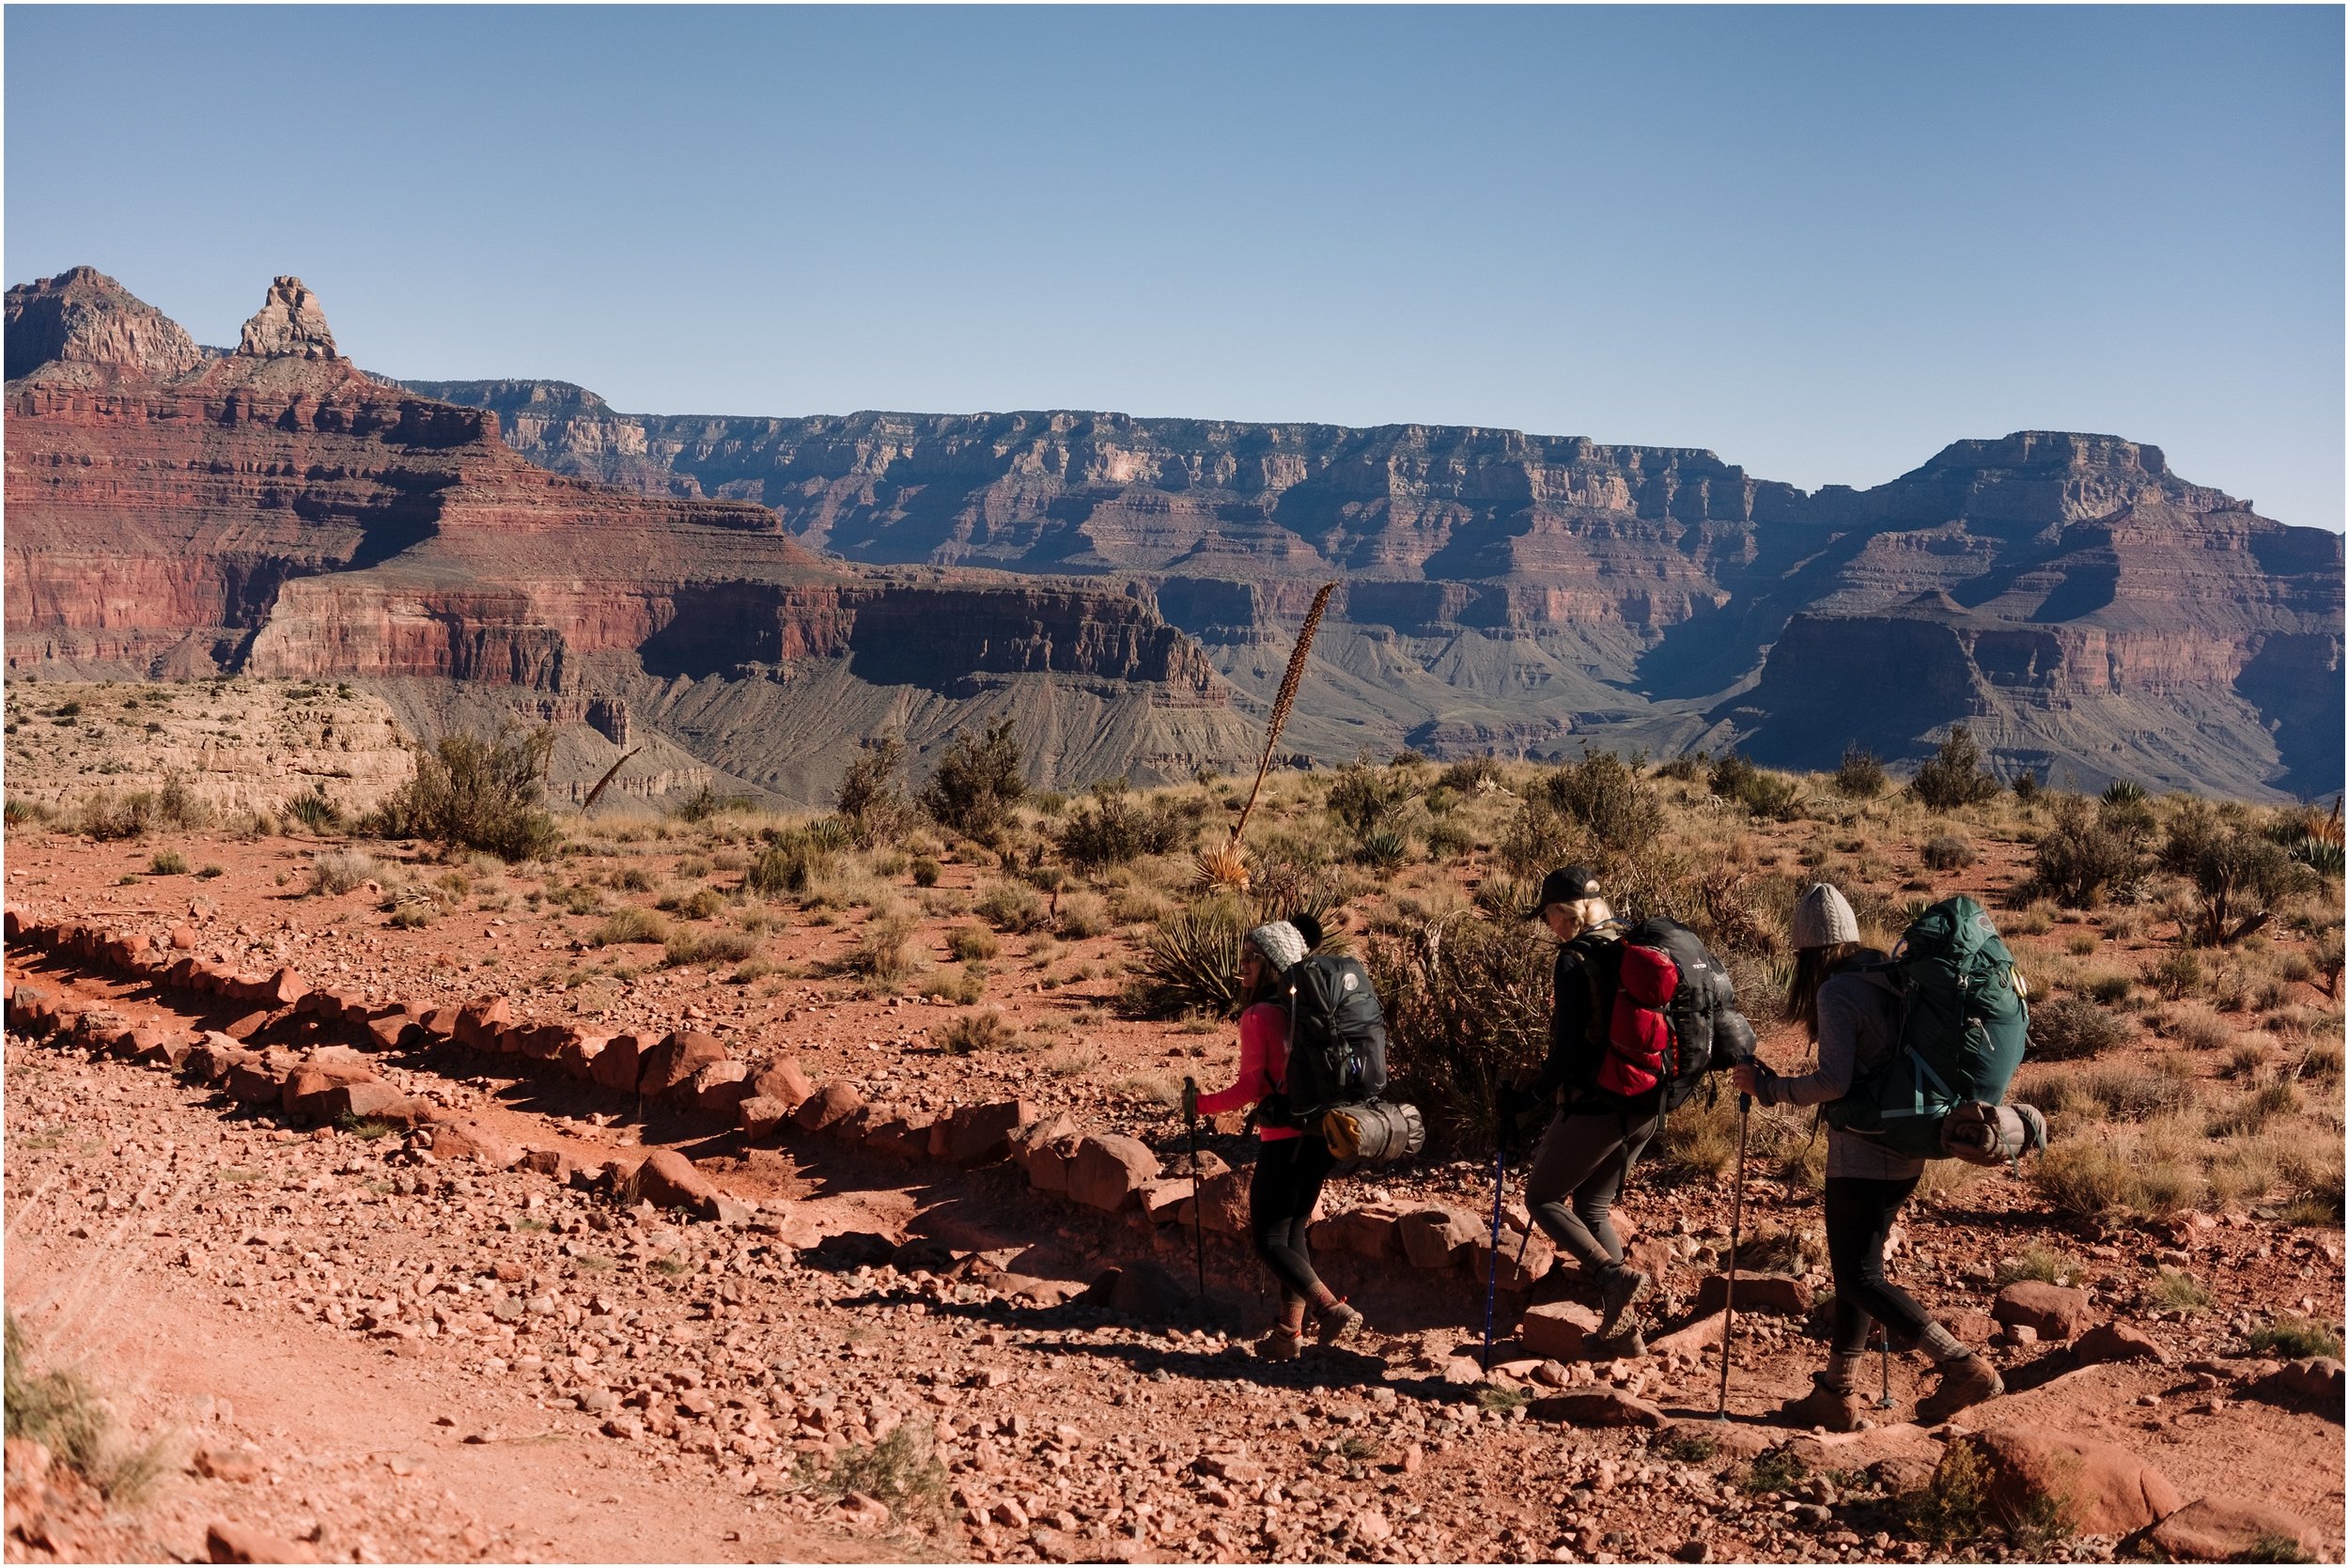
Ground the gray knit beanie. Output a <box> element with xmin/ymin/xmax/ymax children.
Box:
<box><xmin>1245</xmin><ymin>921</ymin><xmax>1309</xmax><ymax>973</ymax></box>
<box><xmin>1790</xmin><ymin>883</ymin><xmax>1859</xmax><ymax>950</ymax></box>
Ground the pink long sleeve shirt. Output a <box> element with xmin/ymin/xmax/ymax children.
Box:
<box><xmin>1192</xmin><ymin>1002</ymin><xmax>1299</xmax><ymax>1141</ymax></box>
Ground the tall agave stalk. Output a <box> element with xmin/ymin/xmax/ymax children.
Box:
<box><xmin>1195</xmin><ymin>581</ymin><xmax>1336</xmax><ymax>893</ymax></box>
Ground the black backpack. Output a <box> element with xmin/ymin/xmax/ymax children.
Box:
<box><xmin>1281</xmin><ymin>954</ymin><xmax>1389</xmax><ymax>1119</ymax></box>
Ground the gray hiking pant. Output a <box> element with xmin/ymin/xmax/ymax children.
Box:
<box><xmin>1524</xmin><ymin>1101</ymin><xmax>1663</xmax><ymax>1278</ymax></box>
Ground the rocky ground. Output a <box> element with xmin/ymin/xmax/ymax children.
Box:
<box><xmin>4</xmin><ymin>755</ymin><xmax>2343</xmax><ymax>1563</ymax></box>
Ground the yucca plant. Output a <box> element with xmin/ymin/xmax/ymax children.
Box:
<box><xmin>1122</xmin><ymin>898</ymin><xmax>1252</xmax><ymax>1018</ymax></box>
<box><xmin>1354</xmin><ymin>827</ymin><xmax>1409</xmax><ymax>871</ymax></box>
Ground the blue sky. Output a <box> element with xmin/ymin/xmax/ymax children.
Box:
<box><xmin>8</xmin><ymin>6</ymin><xmax>2341</xmax><ymax>528</ymax></box>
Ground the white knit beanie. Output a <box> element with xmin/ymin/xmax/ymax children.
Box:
<box><xmin>1245</xmin><ymin>921</ymin><xmax>1308</xmax><ymax>973</ymax></box>
<box><xmin>1790</xmin><ymin>883</ymin><xmax>1859</xmax><ymax>950</ymax></box>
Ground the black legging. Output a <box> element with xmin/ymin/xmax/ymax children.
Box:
<box><xmin>1825</xmin><ymin>1175</ymin><xmax>1934</xmax><ymax>1355</ymax></box>
<box><xmin>1249</xmin><ymin>1134</ymin><xmax>1337</xmax><ymax>1303</ymax></box>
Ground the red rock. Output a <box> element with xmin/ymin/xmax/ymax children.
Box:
<box><xmin>2133</xmin><ymin>1495</ymin><xmax>2326</xmax><ymax>1562</ymax></box>
<box><xmin>627</xmin><ymin>1148</ymin><xmax>717</xmax><ymax>1212</ymax></box>
<box><xmin>220</xmin><ymin>1008</ymin><xmax>274</xmax><ymax>1043</ymax></box>
<box><xmin>690</xmin><ymin>1060</ymin><xmax>754</xmax><ymax>1113</ymax></box>
<box><xmin>223</xmin><ymin>1060</ymin><xmax>289</xmax><ymax>1105</ymax></box>
<box><xmin>262</xmin><ymin>967</ymin><xmax>304</xmax><ymax>1007</ymax></box>
<box><xmin>318</xmin><ymin>1080</ymin><xmax>412</xmax><ymax>1125</ymax></box>
<box><xmin>1966</xmin><ymin>1428</ymin><xmax>2182</xmax><ymax>1536</ymax></box>
<box><xmin>1527</xmin><ymin>1389</ymin><xmax>1667</xmax><ymax>1428</ymax></box>
<box><xmin>281</xmin><ymin>1059</ymin><xmax>377</xmax><ymax>1119</ymax></box>
<box><xmin>1696</xmin><ymin>1270</ymin><xmax>1812</xmax><ymax>1316</ymax></box>
<box><xmin>2248</xmin><ymin>1355</ymin><xmax>2345</xmax><ymax>1410</ymax></box>
<box><xmin>1397</xmin><ymin>1206</ymin><xmax>1481</xmax><ymax>1270</ymax></box>
<box><xmin>206</xmin><ymin>1520</ymin><xmax>317</xmax><ymax>1563</ymax></box>
<box><xmin>1135</xmin><ymin>1179</ymin><xmax>1193</xmax><ymax>1223</ymax></box>
<box><xmin>1177</xmin><ymin>1169</ymin><xmax>1252</xmax><ymax>1235</ymax></box>
<box><xmin>132</xmin><ymin>1030</ymin><xmax>194</xmax><ymax>1071</ymax></box>
<box><xmin>510</xmin><ymin>1023</ymin><xmax>571</xmax><ymax>1060</ymax></box>
<box><xmin>2073</xmin><ymin>1322</ymin><xmax>2170</xmax><ymax>1366</ymax></box>
<box><xmin>1024</xmin><ymin>1139</ymin><xmax>1077</xmax><ymax>1195</ymax></box>
<box><xmin>636</xmin><ymin>1031</ymin><xmax>727</xmax><ymax>1100</ymax></box>
<box><xmin>1650</xmin><ymin>1312</ymin><xmax>1728</xmax><ymax>1358</ymax></box>
<box><xmin>1069</xmin><ymin>1135</ymin><xmax>1162</xmax><ymax>1211</ymax></box>
<box><xmin>589</xmin><ymin>1032</ymin><xmax>648</xmax><ymax>1093</ymax></box>
<box><xmin>553</xmin><ymin>1030</ymin><xmax>607</xmax><ymax>1079</ymax></box>
<box><xmin>1518</xmin><ymin>1301</ymin><xmax>1604</xmax><ymax>1361</ymax></box>
<box><xmin>518</xmin><ymin>1147</ymin><xmax>578</xmax><ymax>1182</ymax></box>
<box><xmin>1993</xmin><ymin>1281</ymin><xmax>2092</xmax><ymax>1342</ymax></box>
<box><xmin>1469</xmin><ymin>1224</ymin><xmax>1557</xmax><ymax>1293</ymax></box>
<box><xmin>429</xmin><ymin>1118</ymin><xmax>521</xmax><ymax>1169</ymax></box>
<box><xmin>1312</xmin><ymin>1205</ymin><xmax>1403</xmax><ymax>1260</ymax></box>
<box><xmin>362</xmin><ymin>1012</ymin><xmax>417</xmax><ymax>1051</ymax></box>
<box><xmin>750</xmin><ymin>1057</ymin><xmax>816</xmax><ymax>1110</ymax></box>
<box><xmin>792</xmin><ymin>1079</ymin><xmax>863</xmax><ymax>1134</ymax></box>
<box><xmin>863</xmin><ymin>1113</ymin><xmax>936</xmax><ymax>1160</ymax></box>
<box><xmin>415</xmin><ymin>1004</ymin><xmax>462</xmax><ymax>1040</ymax></box>
<box><xmin>939</xmin><ymin>1099</ymin><xmax>1035</xmax><ymax>1166</ymax></box>
<box><xmin>455</xmin><ymin>998</ymin><xmax>512</xmax><ymax>1049</ymax></box>
<box><xmin>735</xmin><ymin>1094</ymin><xmax>790</xmax><ymax>1140</ymax></box>
<box><xmin>1007</xmin><ymin>1110</ymin><xmax>1080</xmax><ymax>1168</ymax></box>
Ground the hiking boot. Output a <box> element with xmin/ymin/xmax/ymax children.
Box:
<box><xmin>1590</xmin><ymin>1326</ymin><xmax>1647</xmax><ymax>1360</ymax></box>
<box><xmin>1314</xmin><ymin>1300</ymin><xmax>1364</xmax><ymax>1347</ymax></box>
<box><xmin>1915</xmin><ymin>1354</ymin><xmax>2003</xmax><ymax>1425</ymax></box>
<box><xmin>1595</xmin><ymin>1265</ymin><xmax>1650</xmax><ymax>1341</ymax></box>
<box><xmin>1253</xmin><ymin>1326</ymin><xmax>1303</xmax><ymax>1362</ymax></box>
<box><xmin>1775</xmin><ymin>1374</ymin><xmax>1865</xmax><ymax>1432</ymax></box>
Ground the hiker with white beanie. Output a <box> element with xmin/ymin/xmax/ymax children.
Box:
<box><xmin>1733</xmin><ymin>882</ymin><xmax>2004</xmax><ymax>1429</ymax></box>
<box><xmin>1181</xmin><ymin>916</ymin><xmax>1364</xmax><ymax>1358</ymax></box>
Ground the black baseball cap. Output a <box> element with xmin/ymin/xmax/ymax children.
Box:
<box><xmin>1524</xmin><ymin>865</ymin><xmax>1602</xmax><ymax>919</ymax></box>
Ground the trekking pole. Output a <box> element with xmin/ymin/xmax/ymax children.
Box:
<box><xmin>1877</xmin><ymin>1328</ymin><xmax>1895</xmax><ymax>1409</ymax></box>
<box><xmin>1714</xmin><ymin>1091</ymin><xmax>1752</xmax><ymax>1421</ymax></box>
<box><xmin>1482</xmin><ymin>1140</ymin><xmax>1506</xmax><ymax>1373</ymax></box>
<box><xmin>1184</xmin><ymin>1080</ymin><xmax>1208</xmax><ymax>1329</ymax></box>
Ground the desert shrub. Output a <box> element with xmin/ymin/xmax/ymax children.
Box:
<box><xmin>286</xmin><ymin>783</ymin><xmax>344</xmax><ymax>835</ymax></box>
<box><xmin>748</xmin><ymin>830</ymin><xmax>834</xmax><ymax>896</ymax></box>
<box><xmin>2151</xmin><ymin>948</ymin><xmax>2206</xmax><ymax>1001</ymax></box>
<box><xmin>834</xmin><ymin>738</ymin><xmax>911</xmax><ymax>848</ymax></box>
<box><xmin>2149</xmin><ymin>1268</ymin><xmax>2212</xmax><ymax>1313</ymax></box>
<box><xmin>1367</xmin><ymin>909</ymin><xmax>1551</xmax><ymax>1155</ymax></box>
<box><xmin>919</xmin><ymin>719</ymin><xmax>1026</xmax><ymax>842</ymax></box>
<box><xmin>1707</xmin><ymin>751</ymin><xmax>1760</xmax><ymax>801</ymax></box>
<box><xmin>1833</xmin><ymin>746</ymin><xmax>1888</xmax><ymax>800</ymax></box>
<box><xmin>974</xmin><ymin>879</ymin><xmax>1048</xmax><ymax>934</ymax></box>
<box><xmin>1910</xmin><ymin>725</ymin><xmax>2001</xmax><ymax>810</ymax></box>
<box><xmin>1353</xmin><ymin>827</ymin><xmax>1410</xmax><ymax>871</ymax></box>
<box><xmin>1424</xmin><ymin>818</ymin><xmax>1475</xmax><ymax>860</ymax></box>
<box><xmin>663</xmin><ymin>929</ymin><xmax>757</xmax><ymax>969</ymax></box>
<box><xmin>2168</xmin><ymin>814</ymin><xmax>2310</xmax><ymax>947</ymax></box>
<box><xmin>2204</xmin><ymin>1079</ymin><xmax>2299</xmax><ymax>1139</ymax></box>
<box><xmin>1498</xmin><ymin>799</ymin><xmax>1589</xmax><ymax>878</ymax></box>
<box><xmin>2011</xmin><ymin>768</ymin><xmax>2041</xmax><ymax>801</ymax></box>
<box><xmin>2030</xmin><ymin>1062</ymin><xmax>2195</xmax><ymax>1123</ymax></box>
<box><xmin>836</xmin><ymin>912</ymin><xmax>920</xmax><ymax>985</ymax></box>
<box><xmin>2030</xmin><ymin>996</ymin><xmax>2130</xmax><ymax>1061</ymax></box>
<box><xmin>1994</xmin><ymin>1244</ymin><xmax>2082</xmax><ymax>1287</ymax></box>
<box><xmin>2245</xmin><ymin>1317</ymin><xmax>2344</xmax><ymax>1360</ymax></box>
<box><xmin>1326</xmin><ymin>756</ymin><xmax>1421</xmax><ymax>839</ymax></box>
<box><xmin>1655</xmin><ymin>752</ymin><xmax>1705</xmax><ymax>784</ymax></box>
<box><xmin>1123</xmin><ymin>899</ymin><xmax>1251</xmax><ymax>1018</ymax></box>
<box><xmin>308</xmin><ymin>848</ymin><xmax>381</xmax><ymax>895</ymax></box>
<box><xmin>147</xmin><ymin>848</ymin><xmax>189</xmax><ymax>876</ymax></box>
<box><xmin>947</xmin><ymin>924</ymin><xmax>999</xmax><ymax>963</ymax></box>
<box><xmin>659</xmin><ymin>885</ymin><xmax>727</xmax><ymax>921</ymax></box>
<box><xmin>1711</xmin><ymin>754</ymin><xmax>1803</xmax><ymax>821</ymax></box>
<box><xmin>1921</xmin><ymin>834</ymin><xmax>1974</xmax><ymax>872</ymax></box>
<box><xmin>1437</xmin><ymin>755</ymin><xmax>1504</xmax><ymax>793</ymax></box>
<box><xmin>592</xmin><ymin>907</ymin><xmax>674</xmax><ymax>947</ymax></box>
<box><xmin>1058</xmin><ymin>892</ymin><xmax>1111</xmax><ymax>939</ymax></box>
<box><xmin>1541</xmin><ymin>751</ymin><xmax>1662</xmax><ymax>852</ymax></box>
<box><xmin>933</xmin><ymin>1009</ymin><xmax>1019</xmax><ymax>1055</ymax></box>
<box><xmin>4</xmin><ymin>1313</ymin><xmax>165</xmax><ymax>1503</ymax></box>
<box><xmin>368</xmin><ymin>725</ymin><xmax>558</xmax><ymax>862</ymax></box>
<box><xmin>1055</xmin><ymin>784</ymin><xmax>1197</xmax><ymax>869</ymax></box>
<box><xmin>795</xmin><ymin>1421</ymin><xmax>948</xmax><ymax>1523</ymax></box>
<box><xmin>2102</xmin><ymin>779</ymin><xmax>2147</xmax><ymax>806</ymax></box>
<box><xmin>910</xmin><ymin>856</ymin><xmax>942</xmax><ymax>888</ymax></box>
<box><xmin>2029</xmin><ymin>795</ymin><xmax>2147</xmax><ymax>908</ymax></box>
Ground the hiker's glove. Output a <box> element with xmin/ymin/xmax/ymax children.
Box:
<box><xmin>1731</xmin><ymin>1062</ymin><xmax>1776</xmax><ymax>1102</ymax></box>
<box><xmin>1180</xmin><ymin>1079</ymin><xmax>1199</xmax><ymax>1119</ymax></box>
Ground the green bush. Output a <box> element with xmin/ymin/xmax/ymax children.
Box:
<box><xmin>919</xmin><ymin>719</ymin><xmax>1026</xmax><ymax>842</ymax></box>
<box><xmin>1368</xmin><ymin>909</ymin><xmax>1551</xmax><ymax>1156</ymax></box>
<box><xmin>2030</xmin><ymin>997</ymin><xmax>2131</xmax><ymax>1061</ymax></box>
<box><xmin>1326</xmin><ymin>756</ymin><xmax>1421</xmax><ymax>839</ymax></box>
<box><xmin>368</xmin><ymin>726</ymin><xmax>558</xmax><ymax>862</ymax></box>
<box><xmin>933</xmin><ymin>1010</ymin><xmax>1019</xmax><ymax>1055</ymax></box>
<box><xmin>748</xmin><ymin>831</ymin><xmax>834</xmax><ymax>896</ymax></box>
<box><xmin>2244</xmin><ymin>1317</ymin><xmax>2344</xmax><ymax>1360</ymax></box>
<box><xmin>1911</xmin><ymin>726</ymin><xmax>2002</xmax><ymax>810</ymax></box>
<box><xmin>2029</xmin><ymin>795</ymin><xmax>2146</xmax><ymax>908</ymax></box>
<box><xmin>834</xmin><ymin>738</ymin><xmax>911</xmax><ymax>848</ymax></box>
<box><xmin>1921</xmin><ymin>834</ymin><xmax>1974</xmax><ymax>872</ymax></box>
<box><xmin>1054</xmin><ymin>784</ymin><xmax>1196</xmax><ymax>869</ymax></box>
<box><xmin>148</xmin><ymin>848</ymin><xmax>189</xmax><ymax>876</ymax></box>
<box><xmin>1123</xmin><ymin>899</ymin><xmax>1251</xmax><ymax>1018</ymax></box>
<box><xmin>1833</xmin><ymin>746</ymin><xmax>1888</xmax><ymax>799</ymax></box>
<box><xmin>974</xmin><ymin>879</ymin><xmax>1048</xmax><ymax>934</ymax></box>
<box><xmin>1541</xmin><ymin>751</ymin><xmax>1662</xmax><ymax>851</ymax></box>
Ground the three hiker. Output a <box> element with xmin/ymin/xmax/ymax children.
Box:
<box><xmin>1732</xmin><ymin>882</ymin><xmax>2006</xmax><ymax>1428</ymax></box>
<box><xmin>1182</xmin><ymin>916</ymin><xmax>1364</xmax><ymax>1359</ymax></box>
<box><xmin>1501</xmin><ymin>865</ymin><xmax>1658</xmax><ymax>1353</ymax></box>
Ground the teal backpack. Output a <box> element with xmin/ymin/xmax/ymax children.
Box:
<box><xmin>1824</xmin><ymin>896</ymin><xmax>2044</xmax><ymax>1163</ymax></box>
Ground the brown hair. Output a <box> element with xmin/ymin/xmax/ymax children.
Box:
<box><xmin>1237</xmin><ymin>943</ymin><xmax>1281</xmax><ymax>1011</ymax></box>
<box><xmin>1785</xmin><ymin>940</ymin><xmax>1866</xmax><ymax>1042</ymax></box>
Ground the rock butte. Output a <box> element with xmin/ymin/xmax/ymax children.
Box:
<box><xmin>6</xmin><ymin>264</ymin><xmax>2340</xmax><ymax>804</ymax></box>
